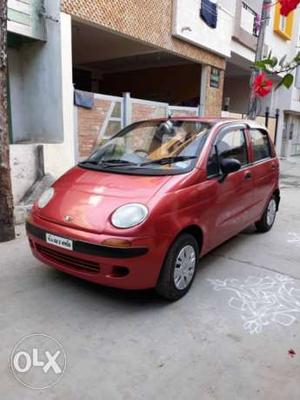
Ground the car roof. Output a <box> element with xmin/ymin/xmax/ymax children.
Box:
<box><xmin>147</xmin><ymin>117</ymin><xmax>267</xmax><ymax>130</ymax></box>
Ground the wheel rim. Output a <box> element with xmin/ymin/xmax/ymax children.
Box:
<box><xmin>173</xmin><ymin>245</ymin><xmax>196</xmax><ymax>290</ymax></box>
<box><xmin>266</xmin><ymin>198</ymin><xmax>277</xmax><ymax>226</ymax></box>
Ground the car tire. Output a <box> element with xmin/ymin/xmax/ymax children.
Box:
<box><xmin>156</xmin><ymin>234</ymin><xmax>199</xmax><ymax>301</ymax></box>
<box><xmin>255</xmin><ymin>195</ymin><xmax>277</xmax><ymax>233</ymax></box>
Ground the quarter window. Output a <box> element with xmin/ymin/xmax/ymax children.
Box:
<box><xmin>250</xmin><ymin>129</ymin><xmax>271</xmax><ymax>162</ymax></box>
<box><xmin>207</xmin><ymin>129</ymin><xmax>248</xmax><ymax>177</ymax></box>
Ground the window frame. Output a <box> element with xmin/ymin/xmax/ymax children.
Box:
<box><xmin>206</xmin><ymin>124</ymin><xmax>250</xmax><ymax>179</ymax></box>
<box><xmin>249</xmin><ymin>128</ymin><xmax>272</xmax><ymax>164</ymax></box>
<box><xmin>274</xmin><ymin>3</ymin><xmax>294</xmax><ymax>40</ymax></box>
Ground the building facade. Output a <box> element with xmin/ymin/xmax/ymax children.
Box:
<box><xmin>8</xmin><ymin>0</ymin><xmax>74</xmax><ymax>207</ymax></box>
<box><xmin>61</xmin><ymin>0</ymin><xmax>225</xmax><ymax>116</ymax></box>
<box><xmin>8</xmin><ymin>0</ymin><xmax>228</xmax><ymax>212</ymax></box>
<box><xmin>8</xmin><ymin>0</ymin><xmax>300</xmax><ymax>217</ymax></box>
<box><xmin>221</xmin><ymin>0</ymin><xmax>300</xmax><ymax>157</ymax></box>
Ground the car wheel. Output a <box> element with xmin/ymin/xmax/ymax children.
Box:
<box><xmin>255</xmin><ymin>195</ymin><xmax>277</xmax><ymax>233</ymax></box>
<box><xmin>156</xmin><ymin>234</ymin><xmax>199</xmax><ymax>301</ymax></box>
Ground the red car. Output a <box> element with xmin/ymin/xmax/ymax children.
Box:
<box><xmin>26</xmin><ymin>118</ymin><xmax>280</xmax><ymax>300</ymax></box>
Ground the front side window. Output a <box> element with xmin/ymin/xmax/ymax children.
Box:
<box><xmin>207</xmin><ymin>128</ymin><xmax>248</xmax><ymax>177</ymax></box>
<box><xmin>79</xmin><ymin>120</ymin><xmax>211</xmax><ymax>176</ymax></box>
<box><xmin>250</xmin><ymin>129</ymin><xmax>271</xmax><ymax>162</ymax></box>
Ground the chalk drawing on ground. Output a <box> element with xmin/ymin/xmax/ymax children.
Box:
<box><xmin>208</xmin><ymin>274</ymin><xmax>300</xmax><ymax>334</ymax></box>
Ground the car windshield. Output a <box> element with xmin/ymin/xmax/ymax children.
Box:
<box><xmin>78</xmin><ymin>120</ymin><xmax>212</xmax><ymax>175</ymax></box>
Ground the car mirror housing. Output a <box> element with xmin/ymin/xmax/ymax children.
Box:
<box><xmin>219</xmin><ymin>158</ymin><xmax>241</xmax><ymax>182</ymax></box>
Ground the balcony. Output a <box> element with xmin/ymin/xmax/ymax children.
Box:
<box><xmin>233</xmin><ymin>1</ymin><xmax>261</xmax><ymax>51</ymax></box>
<box><xmin>241</xmin><ymin>2</ymin><xmax>260</xmax><ymax>37</ymax></box>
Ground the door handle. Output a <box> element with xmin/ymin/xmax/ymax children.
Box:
<box><xmin>244</xmin><ymin>171</ymin><xmax>252</xmax><ymax>180</ymax></box>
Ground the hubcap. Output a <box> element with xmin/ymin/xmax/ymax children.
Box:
<box><xmin>173</xmin><ymin>245</ymin><xmax>196</xmax><ymax>290</ymax></box>
<box><xmin>266</xmin><ymin>198</ymin><xmax>277</xmax><ymax>226</ymax></box>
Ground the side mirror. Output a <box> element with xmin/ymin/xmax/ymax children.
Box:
<box><xmin>219</xmin><ymin>158</ymin><xmax>241</xmax><ymax>182</ymax></box>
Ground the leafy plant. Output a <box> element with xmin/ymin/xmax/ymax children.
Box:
<box><xmin>253</xmin><ymin>51</ymin><xmax>300</xmax><ymax>91</ymax></box>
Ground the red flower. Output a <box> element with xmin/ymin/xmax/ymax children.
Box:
<box><xmin>279</xmin><ymin>0</ymin><xmax>300</xmax><ymax>16</ymax></box>
<box><xmin>253</xmin><ymin>73</ymin><xmax>273</xmax><ymax>97</ymax></box>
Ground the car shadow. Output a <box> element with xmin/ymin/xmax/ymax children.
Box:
<box><xmin>211</xmin><ymin>224</ymin><xmax>258</xmax><ymax>252</ymax></box>
<box><xmin>46</xmin><ymin>267</ymin><xmax>169</xmax><ymax>308</ymax></box>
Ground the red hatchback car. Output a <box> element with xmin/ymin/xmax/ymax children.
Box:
<box><xmin>26</xmin><ymin>118</ymin><xmax>280</xmax><ymax>300</ymax></box>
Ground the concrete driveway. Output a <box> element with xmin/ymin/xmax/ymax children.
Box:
<box><xmin>1</xmin><ymin>160</ymin><xmax>300</xmax><ymax>399</ymax></box>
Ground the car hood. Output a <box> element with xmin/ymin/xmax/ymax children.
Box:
<box><xmin>37</xmin><ymin>166</ymin><xmax>172</xmax><ymax>232</ymax></box>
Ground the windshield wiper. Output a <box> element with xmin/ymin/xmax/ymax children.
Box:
<box><xmin>139</xmin><ymin>156</ymin><xmax>197</xmax><ymax>167</ymax></box>
<box><xmin>79</xmin><ymin>156</ymin><xmax>197</xmax><ymax>170</ymax></box>
<box><xmin>78</xmin><ymin>159</ymin><xmax>138</xmax><ymax>168</ymax></box>
<box><xmin>99</xmin><ymin>159</ymin><xmax>139</xmax><ymax>168</ymax></box>
<box><xmin>101</xmin><ymin>159</ymin><xmax>137</xmax><ymax>166</ymax></box>
<box><xmin>78</xmin><ymin>160</ymin><xmax>99</xmax><ymax>165</ymax></box>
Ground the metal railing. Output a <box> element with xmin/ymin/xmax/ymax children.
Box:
<box><xmin>241</xmin><ymin>2</ymin><xmax>260</xmax><ymax>37</ymax></box>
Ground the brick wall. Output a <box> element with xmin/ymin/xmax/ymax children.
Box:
<box><xmin>77</xmin><ymin>98</ymin><xmax>112</xmax><ymax>157</ymax></box>
<box><xmin>61</xmin><ymin>0</ymin><xmax>225</xmax><ymax>70</ymax></box>
<box><xmin>77</xmin><ymin>95</ymin><xmax>203</xmax><ymax>157</ymax></box>
<box><xmin>170</xmin><ymin>109</ymin><xmax>198</xmax><ymax>117</ymax></box>
<box><xmin>131</xmin><ymin>103</ymin><xmax>167</xmax><ymax>123</ymax></box>
<box><xmin>77</xmin><ymin>97</ymin><xmax>169</xmax><ymax>157</ymax></box>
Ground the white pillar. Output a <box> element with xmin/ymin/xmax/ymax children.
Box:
<box><xmin>43</xmin><ymin>12</ymin><xmax>76</xmax><ymax>177</ymax></box>
<box><xmin>123</xmin><ymin>92</ymin><xmax>132</xmax><ymax>127</ymax></box>
<box><xmin>275</xmin><ymin>114</ymin><xmax>285</xmax><ymax>156</ymax></box>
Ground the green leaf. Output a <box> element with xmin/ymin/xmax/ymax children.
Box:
<box><xmin>254</xmin><ymin>60</ymin><xmax>268</xmax><ymax>70</ymax></box>
<box><xmin>270</xmin><ymin>57</ymin><xmax>278</xmax><ymax>67</ymax></box>
<box><xmin>255</xmin><ymin>57</ymin><xmax>278</xmax><ymax>70</ymax></box>
<box><xmin>294</xmin><ymin>51</ymin><xmax>300</xmax><ymax>63</ymax></box>
<box><xmin>276</xmin><ymin>74</ymin><xmax>294</xmax><ymax>90</ymax></box>
<box><xmin>282</xmin><ymin>74</ymin><xmax>294</xmax><ymax>89</ymax></box>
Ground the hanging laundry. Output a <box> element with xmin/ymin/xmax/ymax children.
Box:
<box><xmin>200</xmin><ymin>0</ymin><xmax>218</xmax><ymax>29</ymax></box>
<box><xmin>74</xmin><ymin>89</ymin><xmax>94</xmax><ymax>109</ymax></box>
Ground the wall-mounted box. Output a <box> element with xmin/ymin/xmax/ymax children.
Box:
<box><xmin>8</xmin><ymin>0</ymin><xmax>46</xmax><ymax>41</ymax></box>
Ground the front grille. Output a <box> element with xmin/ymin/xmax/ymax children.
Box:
<box><xmin>36</xmin><ymin>244</ymin><xmax>100</xmax><ymax>273</ymax></box>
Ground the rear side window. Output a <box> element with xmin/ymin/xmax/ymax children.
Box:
<box><xmin>207</xmin><ymin>128</ymin><xmax>248</xmax><ymax>177</ymax></box>
<box><xmin>250</xmin><ymin>129</ymin><xmax>271</xmax><ymax>162</ymax></box>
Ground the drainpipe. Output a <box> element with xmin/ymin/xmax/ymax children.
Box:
<box><xmin>274</xmin><ymin>108</ymin><xmax>280</xmax><ymax>146</ymax></box>
<box><xmin>265</xmin><ymin>106</ymin><xmax>270</xmax><ymax>128</ymax></box>
<box><xmin>36</xmin><ymin>145</ymin><xmax>45</xmax><ymax>180</ymax></box>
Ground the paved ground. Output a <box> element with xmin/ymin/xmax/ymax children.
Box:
<box><xmin>1</xmin><ymin>159</ymin><xmax>300</xmax><ymax>399</ymax></box>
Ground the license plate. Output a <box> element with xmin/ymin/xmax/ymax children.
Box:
<box><xmin>46</xmin><ymin>233</ymin><xmax>73</xmax><ymax>251</ymax></box>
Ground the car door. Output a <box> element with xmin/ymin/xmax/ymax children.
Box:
<box><xmin>205</xmin><ymin>125</ymin><xmax>255</xmax><ymax>249</ymax></box>
<box><xmin>247</xmin><ymin>128</ymin><xmax>278</xmax><ymax>219</ymax></box>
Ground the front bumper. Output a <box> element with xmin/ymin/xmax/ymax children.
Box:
<box><xmin>26</xmin><ymin>216</ymin><xmax>171</xmax><ymax>290</ymax></box>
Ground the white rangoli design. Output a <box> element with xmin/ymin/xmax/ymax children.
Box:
<box><xmin>208</xmin><ymin>275</ymin><xmax>300</xmax><ymax>334</ymax></box>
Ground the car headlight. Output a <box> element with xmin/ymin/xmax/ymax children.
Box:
<box><xmin>37</xmin><ymin>187</ymin><xmax>54</xmax><ymax>209</ymax></box>
<box><xmin>111</xmin><ymin>203</ymin><xmax>148</xmax><ymax>229</ymax></box>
